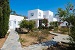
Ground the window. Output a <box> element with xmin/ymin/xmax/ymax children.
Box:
<box><xmin>66</xmin><ymin>23</ymin><xmax>68</xmax><ymax>26</ymax></box>
<box><xmin>31</xmin><ymin>13</ymin><xmax>34</xmax><ymax>16</ymax></box>
<box><xmin>39</xmin><ymin>12</ymin><xmax>41</xmax><ymax>16</ymax></box>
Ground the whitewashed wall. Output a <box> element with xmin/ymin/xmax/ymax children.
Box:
<box><xmin>9</xmin><ymin>15</ymin><xmax>24</xmax><ymax>29</ymax></box>
<box><xmin>28</xmin><ymin>9</ymin><xmax>55</xmax><ymax>28</ymax></box>
<box><xmin>60</xmin><ymin>21</ymin><xmax>68</xmax><ymax>26</ymax></box>
<box><xmin>28</xmin><ymin>9</ymin><xmax>44</xmax><ymax>20</ymax></box>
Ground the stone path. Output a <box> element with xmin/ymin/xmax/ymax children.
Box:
<box><xmin>1</xmin><ymin>30</ymin><xmax>22</xmax><ymax>50</ymax></box>
<box><xmin>50</xmin><ymin>31</ymin><xmax>70</xmax><ymax>43</ymax></box>
<box><xmin>22</xmin><ymin>44</ymin><xmax>43</xmax><ymax>50</ymax></box>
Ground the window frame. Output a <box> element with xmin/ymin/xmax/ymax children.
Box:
<box><xmin>31</xmin><ymin>13</ymin><xmax>34</xmax><ymax>16</ymax></box>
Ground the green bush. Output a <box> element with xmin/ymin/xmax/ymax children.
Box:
<box><xmin>19</xmin><ymin>20</ymin><xmax>35</xmax><ymax>32</ymax></box>
<box><xmin>70</xmin><ymin>27</ymin><xmax>75</xmax><ymax>42</ymax></box>
<box><xmin>48</xmin><ymin>26</ymin><xmax>54</xmax><ymax>30</ymax></box>
<box><xmin>38</xmin><ymin>26</ymin><xmax>44</xmax><ymax>29</ymax></box>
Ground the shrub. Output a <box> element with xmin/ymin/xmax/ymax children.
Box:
<box><xmin>19</xmin><ymin>20</ymin><xmax>35</xmax><ymax>32</ymax></box>
<box><xmin>32</xmin><ymin>28</ymin><xmax>39</xmax><ymax>31</ymax></box>
<box><xmin>48</xmin><ymin>26</ymin><xmax>54</xmax><ymax>30</ymax></box>
<box><xmin>59</xmin><ymin>27</ymin><xmax>69</xmax><ymax>34</ymax></box>
<box><xmin>53</xmin><ymin>27</ymin><xmax>58</xmax><ymax>32</ymax></box>
<box><xmin>27</xmin><ymin>31</ymin><xmax>39</xmax><ymax>37</ymax></box>
<box><xmin>38</xmin><ymin>26</ymin><xmax>44</xmax><ymax>29</ymax></box>
<box><xmin>59</xmin><ymin>28</ymin><xmax>69</xmax><ymax>32</ymax></box>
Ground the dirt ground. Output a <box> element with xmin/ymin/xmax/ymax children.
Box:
<box><xmin>0</xmin><ymin>33</ymin><xmax>9</xmax><ymax>48</ymax></box>
<box><xmin>19</xmin><ymin>34</ymin><xmax>55</xmax><ymax>48</ymax></box>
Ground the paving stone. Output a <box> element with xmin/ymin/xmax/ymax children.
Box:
<box><xmin>1</xmin><ymin>30</ymin><xmax>22</xmax><ymax>50</ymax></box>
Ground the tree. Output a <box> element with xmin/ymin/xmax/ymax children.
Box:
<box><xmin>0</xmin><ymin>0</ymin><xmax>10</xmax><ymax>37</ymax></box>
<box><xmin>28</xmin><ymin>20</ymin><xmax>35</xmax><ymax>30</ymax></box>
<box><xmin>19</xmin><ymin>20</ymin><xmax>35</xmax><ymax>32</ymax></box>
<box><xmin>42</xmin><ymin>18</ymin><xmax>48</xmax><ymax>27</ymax></box>
<box><xmin>56</xmin><ymin>2</ymin><xmax>75</xmax><ymax>43</ymax></box>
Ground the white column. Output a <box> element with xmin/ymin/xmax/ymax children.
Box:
<box><xmin>36</xmin><ymin>19</ymin><xmax>39</xmax><ymax>28</ymax></box>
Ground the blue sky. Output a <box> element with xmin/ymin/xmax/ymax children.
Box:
<box><xmin>9</xmin><ymin>0</ymin><xmax>75</xmax><ymax>16</ymax></box>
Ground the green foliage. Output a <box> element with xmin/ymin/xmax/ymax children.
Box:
<box><xmin>0</xmin><ymin>0</ymin><xmax>10</xmax><ymax>37</ymax></box>
<box><xmin>70</xmin><ymin>27</ymin><xmax>75</xmax><ymax>42</ymax></box>
<box><xmin>28</xmin><ymin>20</ymin><xmax>35</xmax><ymax>30</ymax></box>
<box><xmin>42</xmin><ymin>18</ymin><xmax>48</xmax><ymax>27</ymax></box>
<box><xmin>50</xmin><ymin>21</ymin><xmax>58</xmax><ymax>27</ymax></box>
<box><xmin>56</xmin><ymin>2</ymin><xmax>75</xmax><ymax>42</ymax></box>
<box><xmin>0</xmin><ymin>7</ymin><xmax>3</xmax><ymax>16</ymax></box>
<box><xmin>48</xmin><ymin>26</ymin><xmax>54</xmax><ymax>30</ymax></box>
<box><xmin>57</xmin><ymin>8</ymin><xmax>67</xmax><ymax>18</ymax></box>
<box><xmin>19</xmin><ymin>20</ymin><xmax>28</xmax><ymax>28</ymax></box>
<box><xmin>38</xmin><ymin>26</ymin><xmax>47</xmax><ymax>30</ymax></box>
<box><xmin>32</xmin><ymin>28</ymin><xmax>39</xmax><ymax>31</ymax></box>
<box><xmin>19</xmin><ymin>20</ymin><xmax>35</xmax><ymax>32</ymax></box>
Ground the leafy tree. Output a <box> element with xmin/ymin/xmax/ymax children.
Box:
<box><xmin>19</xmin><ymin>20</ymin><xmax>35</xmax><ymax>32</ymax></box>
<box><xmin>0</xmin><ymin>0</ymin><xmax>10</xmax><ymax>37</ymax></box>
<box><xmin>19</xmin><ymin>20</ymin><xmax>29</xmax><ymax>28</ymax></box>
<box><xmin>28</xmin><ymin>20</ymin><xmax>35</xmax><ymax>30</ymax></box>
<box><xmin>55</xmin><ymin>3</ymin><xmax>75</xmax><ymax>49</ymax></box>
<box><xmin>56</xmin><ymin>2</ymin><xmax>75</xmax><ymax>43</ymax></box>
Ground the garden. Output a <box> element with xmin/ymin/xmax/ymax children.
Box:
<box><xmin>16</xmin><ymin>19</ymin><xmax>55</xmax><ymax>47</ymax></box>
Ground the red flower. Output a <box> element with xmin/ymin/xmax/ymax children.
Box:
<box><xmin>70</xmin><ymin>8</ymin><xmax>72</xmax><ymax>10</ymax></box>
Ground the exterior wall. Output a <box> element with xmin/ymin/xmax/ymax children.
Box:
<box><xmin>28</xmin><ymin>9</ymin><xmax>43</xmax><ymax>20</ymax></box>
<box><xmin>56</xmin><ymin>16</ymin><xmax>68</xmax><ymax>27</ymax></box>
<box><xmin>43</xmin><ymin>11</ymin><xmax>54</xmax><ymax>26</ymax></box>
<box><xmin>43</xmin><ymin>11</ymin><xmax>53</xmax><ymax>22</ymax></box>
<box><xmin>60</xmin><ymin>21</ymin><xmax>68</xmax><ymax>26</ymax></box>
<box><xmin>28</xmin><ymin>9</ymin><xmax>54</xmax><ymax>28</ymax></box>
<box><xmin>9</xmin><ymin>15</ymin><xmax>24</xmax><ymax>30</ymax></box>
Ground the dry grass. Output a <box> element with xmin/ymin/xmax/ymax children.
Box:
<box><xmin>18</xmin><ymin>31</ymin><xmax>55</xmax><ymax>48</ymax></box>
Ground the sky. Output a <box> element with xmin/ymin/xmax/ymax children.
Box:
<box><xmin>9</xmin><ymin>0</ymin><xmax>75</xmax><ymax>16</ymax></box>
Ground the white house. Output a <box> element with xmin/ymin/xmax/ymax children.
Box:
<box><xmin>56</xmin><ymin>16</ymin><xmax>68</xmax><ymax>27</ymax></box>
<box><xmin>28</xmin><ymin>9</ymin><xmax>57</xmax><ymax>28</ymax></box>
<box><xmin>9</xmin><ymin>15</ymin><xmax>24</xmax><ymax>30</ymax></box>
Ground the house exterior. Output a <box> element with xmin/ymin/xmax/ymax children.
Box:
<box><xmin>56</xmin><ymin>16</ymin><xmax>68</xmax><ymax>27</ymax></box>
<box><xmin>28</xmin><ymin>9</ymin><xmax>57</xmax><ymax>28</ymax></box>
<box><xmin>9</xmin><ymin>15</ymin><xmax>24</xmax><ymax>30</ymax></box>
